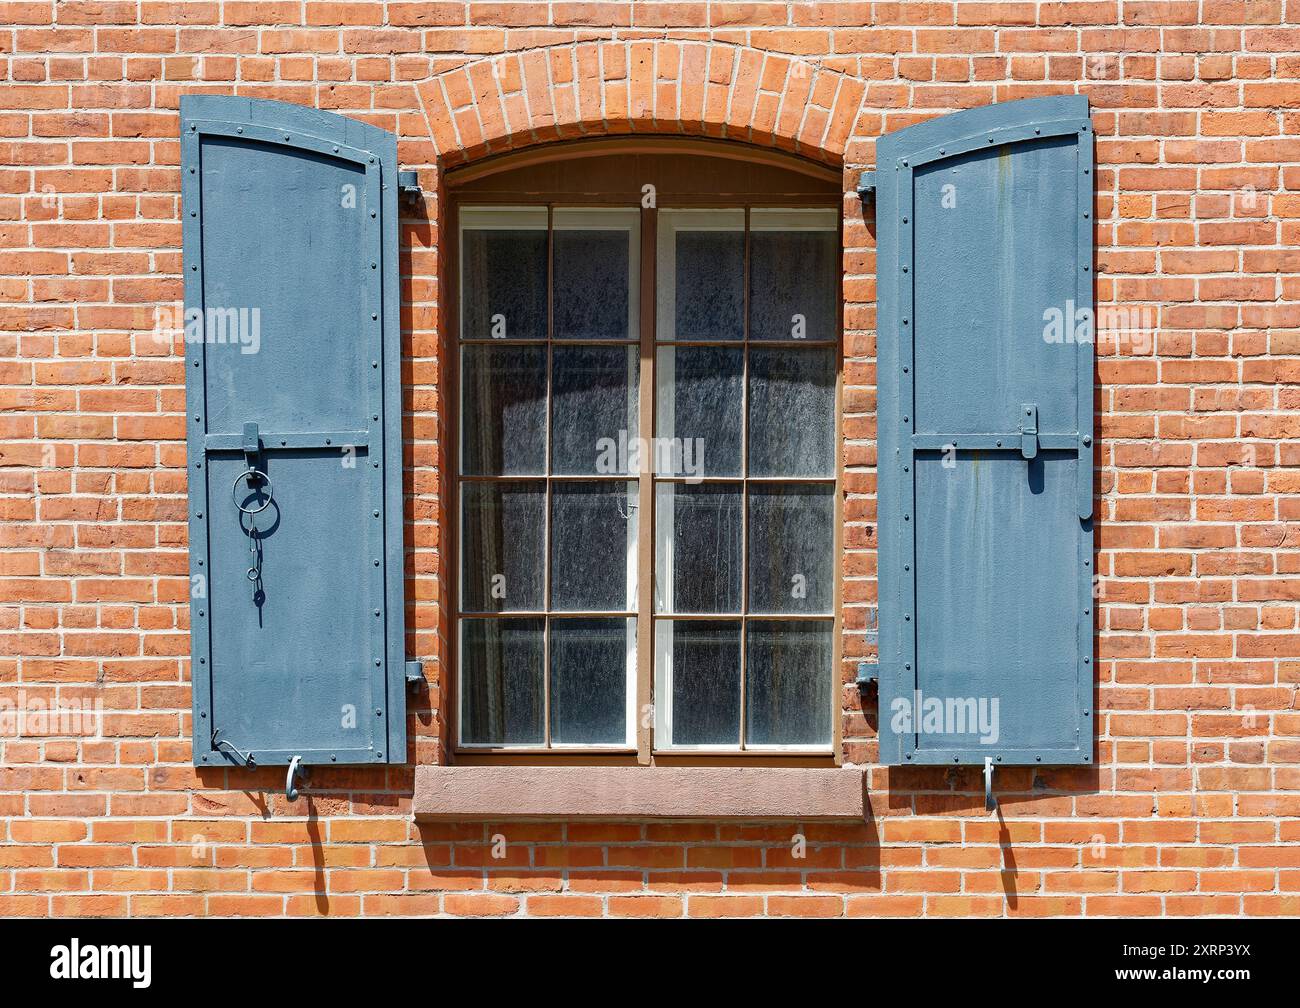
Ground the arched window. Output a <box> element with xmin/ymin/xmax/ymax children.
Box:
<box><xmin>448</xmin><ymin>139</ymin><xmax>842</xmax><ymax>760</ymax></box>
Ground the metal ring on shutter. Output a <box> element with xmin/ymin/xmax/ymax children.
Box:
<box><xmin>231</xmin><ymin>469</ymin><xmax>274</xmax><ymax>515</ymax></box>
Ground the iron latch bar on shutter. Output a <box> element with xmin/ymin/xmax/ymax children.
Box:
<box><xmin>1019</xmin><ymin>403</ymin><xmax>1039</xmax><ymax>460</ymax></box>
<box><xmin>206</xmin><ymin>431</ymin><xmax>369</xmax><ymax>452</ymax></box>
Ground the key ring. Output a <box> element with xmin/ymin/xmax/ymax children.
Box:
<box><xmin>232</xmin><ymin>468</ymin><xmax>274</xmax><ymax>514</ymax></box>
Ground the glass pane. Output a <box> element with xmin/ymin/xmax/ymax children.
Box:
<box><xmin>553</xmin><ymin>210</ymin><xmax>636</xmax><ymax>340</ymax></box>
<box><xmin>745</xmin><ymin>619</ymin><xmax>833</xmax><ymax>747</ymax></box>
<box><xmin>549</xmin><ymin>617</ymin><xmax>633</xmax><ymax>746</ymax></box>
<box><xmin>460</xmin><ymin>210</ymin><xmax>547</xmax><ymax>340</ymax></box>
<box><xmin>659</xmin><ymin>210</ymin><xmax>744</xmax><ymax>341</ymax></box>
<box><xmin>549</xmin><ymin>481</ymin><xmax>637</xmax><ymax>611</ymax></box>
<box><xmin>747</xmin><ymin>484</ymin><xmax>835</xmax><ymax>614</ymax></box>
<box><xmin>748</xmin><ymin>346</ymin><xmax>836</xmax><ymax>477</ymax></box>
<box><xmin>655</xmin><ymin>619</ymin><xmax>741</xmax><ymax>747</ymax></box>
<box><xmin>459</xmin><ymin>617</ymin><xmax>544</xmax><ymax>745</ymax></box>
<box><xmin>655</xmin><ymin>346</ymin><xmax>741</xmax><ymax>477</ymax></box>
<box><xmin>655</xmin><ymin>483</ymin><xmax>742</xmax><ymax>614</ymax></box>
<box><xmin>749</xmin><ymin>210</ymin><xmax>838</xmax><ymax>342</ymax></box>
<box><xmin>460</xmin><ymin>482</ymin><xmax>545</xmax><ymax>612</ymax></box>
<box><xmin>460</xmin><ymin>344</ymin><xmax>547</xmax><ymax>475</ymax></box>
<box><xmin>552</xmin><ymin>345</ymin><xmax>639</xmax><ymax>475</ymax></box>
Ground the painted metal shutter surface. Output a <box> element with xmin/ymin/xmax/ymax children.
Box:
<box><xmin>181</xmin><ymin>97</ymin><xmax>405</xmax><ymax>767</ymax></box>
<box><xmin>876</xmin><ymin>96</ymin><xmax>1095</xmax><ymax>766</ymax></box>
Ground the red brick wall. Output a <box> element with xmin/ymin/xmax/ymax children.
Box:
<box><xmin>3</xmin><ymin>5</ymin><xmax>1299</xmax><ymax>918</ymax></box>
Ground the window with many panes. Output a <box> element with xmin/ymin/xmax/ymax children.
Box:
<box><xmin>453</xmin><ymin>144</ymin><xmax>841</xmax><ymax>757</ymax></box>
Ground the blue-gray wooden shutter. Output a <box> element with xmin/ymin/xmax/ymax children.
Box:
<box><xmin>181</xmin><ymin>97</ymin><xmax>406</xmax><ymax>767</ymax></box>
<box><xmin>875</xmin><ymin>96</ymin><xmax>1094</xmax><ymax>766</ymax></box>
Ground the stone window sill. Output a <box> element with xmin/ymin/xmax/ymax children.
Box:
<box><xmin>412</xmin><ymin>765</ymin><xmax>866</xmax><ymax>820</ymax></box>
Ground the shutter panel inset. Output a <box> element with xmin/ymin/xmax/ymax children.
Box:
<box><xmin>875</xmin><ymin>96</ymin><xmax>1094</xmax><ymax>766</ymax></box>
<box><xmin>182</xmin><ymin>97</ymin><xmax>406</xmax><ymax>767</ymax></box>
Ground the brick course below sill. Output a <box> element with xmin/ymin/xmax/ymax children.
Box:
<box><xmin>412</xmin><ymin>766</ymin><xmax>867</xmax><ymax>820</ymax></box>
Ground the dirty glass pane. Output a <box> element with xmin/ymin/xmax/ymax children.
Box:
<box><xmin>745</xmin><ymin>619</ymin><xmax>833</xmax><ymax>747</ymax></box>
<box><xmin>749</xmin><ymin>209</ymin><xmax>838</xmax><ymax>342</ymax></box>
<box><xmin>549</xmin><ymin>481</ymin><xmax>637</xmax><ymax>611</ymax></box>
<box><xmin>549</xmin><ymin>617</ymin><xmax>633</xmax><ymax>746</ymax></box>
<box><xmin>654</xmin><ymin>345</ymin><xmax>742</xmax><ymax>477</ymax></box>
<box><xmin>660</xmin><ymin>210</ymin><xmax>744</xmax><ymax>341</ymax></box>
<box><xmin>552</xmin><ymin>344</ymin><xmax>639</xmax><ymax>475</ymax></box>
<box><xmin>459</xmin><ymin>617</ymin><xmax>545</xmax><ymax>745</ymax></box>
<box><xmin>747</xmin><ymin>346</ymin><xmax>836</xmax><ymax>477</ymax></box>
<box><xmin>655</xmin><ymin>483</ymin><xmax>742</xmax><ymax>614</ymax></box>
<box><xmin>460</xmin><ymin>209</ymin><xmax>547</xmax><ymax>341</ymax></box>
<box><xmin>460</xmin><ymin>344</ymin><xmax>547</xmax><ymax>476</ymax></box>
<box><xmin>656</xmin><ymin>619</ymin><xmax>741</xmax><ymax>747</ymax></box>
<box><xmin>460</xmin><ymin>482</ymin><xmax>545</xmax><ymax>612</ymax></box>
<box><xmin>747</xmin><ymin>483</ymin><xmax>835</xmax><ymax>614</ymax></box>
<box><xmin>553</xmin><ymin>210</ymin><xmax>637</xmax><ymax>340</ymax></box>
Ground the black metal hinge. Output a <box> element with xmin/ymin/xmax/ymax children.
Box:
<box><xmin>405</xmin><ymin>659</ymin><xmax>424</xmax><ymax>689</ymax></box>
<box><xmin>856</xmin><ymin>608</ymin><xmax>879</xmax><ymax>690</ymax></box>
<box><xmin>398</xmin><ymin>170</ymin><xmax>423</xmax><ymax>202</ymax></box>
<box><xmin>856</xmin><ymin>169</ymin><xmax>877</xmax><ymax>211</ymax></box>
<box><xmin>856</xmin><ymin>660</ymin><xmax>879</xmax><ymax>690</ymax></box>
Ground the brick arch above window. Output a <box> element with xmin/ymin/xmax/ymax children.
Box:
<box><xmin>415</xmin><ymin>40</ymin><xmax>870</xmax><ymax>168</ymax></box>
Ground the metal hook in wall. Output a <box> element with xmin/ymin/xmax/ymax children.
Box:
<box><xmin>286</xmin><ymin>755</ymin><xmax>308</xmax><ymax>802</ymax></box>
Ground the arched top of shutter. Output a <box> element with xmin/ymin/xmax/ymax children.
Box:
<box><xmin>182</xmin><ymin>95</ymin><xmax>397</xmax><ymax>164</ymax></box>
<box><xmin>876</xmin><ymin>95</ymin><xmax>1090</xmax><ymax>167</ymax></box>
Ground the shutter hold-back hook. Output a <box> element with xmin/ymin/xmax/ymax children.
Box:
<box><xmin>286</xmin><ymin>755</ymin><xmax>307</xmax><ymax>802</ymax></box>
<box><xmin>211</xmin><ymin>728</ymin><xmax>254</xmax><ymax>766</ymax></box>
